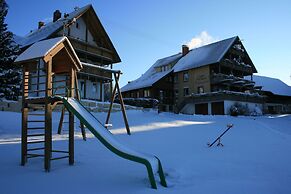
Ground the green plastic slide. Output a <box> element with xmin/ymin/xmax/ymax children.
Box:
<box><xmin>56</xmin><ymin>96</ymin><xmax>167</xmax><ymax>189</ymax></box>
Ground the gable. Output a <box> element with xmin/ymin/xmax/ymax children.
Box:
<box><xmin>19</xmin><ymin>4</ymin><xmax>121</xmax><ymax>63</ymax></box>
<box><xmin>15</xmin><ymin>37</ymin><xmax>82</xmax><ymax>71</ymax></box>
<box><xmin>221</xmin><ymin>38</ymin><xmax>257</xmax><ymax>73</ymax></box>
<box><xmin>56</xmin><ymin>17</ymin><xmax>97</xmax><ymax>46</ymax></box>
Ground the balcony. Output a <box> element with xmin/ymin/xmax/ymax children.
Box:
<box><xmin>211</xmin><ymin>73</ymin><xmax>257</xmax><ymax>89</ymax></box>
<box><xmin>221</xmin><ymin>58</ymin><xmax>253</xmax><ymax>74</ymax></box>
<box><xmin>68</xmin><ymin>36</ymin><xmax>115</xmax><ymax>63</ymax></box>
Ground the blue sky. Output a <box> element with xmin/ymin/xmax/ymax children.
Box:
<box><xmin>6</xmin><ymin>0</ymin><xmax>291</xmax><ymax>86</ymax></box>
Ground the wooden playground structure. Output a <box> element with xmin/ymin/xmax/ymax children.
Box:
<box><xmin>15</xmin><ymin>37</ymin><xmax>130</xmax><ymax>171</ymax></box>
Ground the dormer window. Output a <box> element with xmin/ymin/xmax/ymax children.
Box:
<box><xmin>158</xmin><ymin>64</ymin><xmax>171</xmax><ymax>72</ymax></box>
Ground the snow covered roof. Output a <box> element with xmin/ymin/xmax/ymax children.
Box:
<box><xmin>15</xmin><ymin>37</ymin><xmax>65</xmax><ymax>62</ymax></box>
<box><xmin>173</xmin><ymin>36</ymin><xmax>238</xmax><ymax>73</ymax></box>
<box><xmin>18</xmin><ymin>5</ymin><xmax>91</xmax><ymax>48</ymax></box>
<box><xmin>121</xmin><ymin>53</ymin><xmax>182</xmax><ymax>92</ymax></box>
<box><xmin>245</xmin><ymin>75</ymin><xmax>291</xmax><ymax>96</ymax></box>
<box><xmin>14</xmin><ymin>37</ymin><xmax>82</xmax><ymax>70</ymax></box>
<box><xmin>13</xmin><ymin>34</ymin><xmax>24</xmax><ymax>45</ymax></box>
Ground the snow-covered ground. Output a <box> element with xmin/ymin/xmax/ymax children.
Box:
<box><xmin>0</xmin><ymin>110</ymin><xmax>291</xmax><ymax>194</ymax></box>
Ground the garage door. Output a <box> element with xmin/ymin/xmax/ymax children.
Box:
<box><xmin>195</xmin><ymin>103</ymin><xmax>208</xmax><ymax>115</ymax></box>
<box><xmin>211</xmin><ymin>101</ymin><xmax>224</xmax><ymax>115</ymax></box>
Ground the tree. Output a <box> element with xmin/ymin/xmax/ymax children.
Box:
<box><xmin>0</xmin><ymin>0</ymin><xmax>21</xmax><ymax>100</ymax></box>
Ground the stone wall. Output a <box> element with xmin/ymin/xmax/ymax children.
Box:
<box><xmin>0</xmin><ymin>99</ymin><xmax>142</xmax><ymax>113</ymax></box>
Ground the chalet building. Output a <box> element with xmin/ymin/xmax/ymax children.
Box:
<box><xmin>122</xmin><ymin>36</ymin><xmax>270</xmax><ymax>115</ymax></box>
<box><xmin>246</xmin><ymin>75</ymin><xmax>291</xmax><ymax>114</ymax></box>
<box><xmin>16</xmin><ymin>4</ymin><xmax>120</xmax><ymax>101</ymax></box>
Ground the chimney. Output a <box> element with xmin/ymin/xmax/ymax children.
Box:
<box><xmin>53</xmin><ymin>10</ymin><xmax>61</xmax><ymax>22</ymax></box>
<box><xmin>38</xmin><ymin>21</ymin><xmax>45</xmax><ymax>29</ymax></box>
<box><xmin>182</xmin><ymin>45</ymin><xmax>189</xmax><ymax>56</ymax></box>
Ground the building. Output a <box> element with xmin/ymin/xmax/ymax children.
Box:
<box><xmin>16</xmin><ymin>4</ymin><xmax>120</xmax><ymax>101</ymax></box>
<box><xmin>122</xmin><ymin>36</ymin><xmax>269</xmax><ymax>115</ymax></box>
<box><xmin>245</xmin><ymin>75</ymin><xmax>291</xmax><ymax>114</ymax></box>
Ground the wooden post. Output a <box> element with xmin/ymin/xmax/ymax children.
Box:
<box><xmin>21</xmin><ymin>68</ymin><xmax>29</xmax><ymax>165</ymax></box>
<box><xmin>114</xmin><ymin>72</ymin><xmax>131</xmax><ymax>135</ymax></box>
<box><xmin>44</xmin><ymin>59</ymin><xmax>52</xmax><ymax>171</ymax></box>
<box><xmin>105</xmin><ymin>73</ymin><xmax>119</xmax><ymax>126</ymax></box>
<box><xmin>69</xmin><ymin>68</ymin><xmax>75</xmax><ymax>165</ymax></box>
<box><xmin>57</xmin><ymin>106</ymin><xmax>65</xmax><ymax>134</ymax></box>
<box><xmin>74</xmin><ymin>71</ymin><xmax>86</xmax><ymax>141</ymax></box>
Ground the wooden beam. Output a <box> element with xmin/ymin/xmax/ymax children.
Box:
<box><xmin>21</xmin><ymin>68</ymin><xmax>29</xmax><ymax>166</ymax></box>
<box><xmin>74</xmin><ymin>71</ymin><xmax>86</xmax><ymax>141</ymax></box>
<box><xmin>69</xmin><ymin>68</ymin><xmax>75</xmax><ymax>165</ymax></box>
<box><xmin>57</xmin><ymin>106</ymin><xmax>65</xmax><ymax>135</ymax></box>
<box><xmin>63</xmin><ymin>46</ymin><xmax>79</xmax><ymax>71</ymax></box>
<box><xmin>114</xmin><ymin>72</ymin><xmax>131</xmax><ymax>135</ymax></box>
<box><xmin>105</xmin><ymin>73</ymin><xmax>119</xmax><ymax>127</ymax></box>
<box><xmin>43</xmin><ymin>43</ymin><xmax>65</xmax><ymax>63</ymax></box>
<box><xmin>44</xmin><ymin>59</ymin><xmax>52</xmax><ymax>171</ymax></box>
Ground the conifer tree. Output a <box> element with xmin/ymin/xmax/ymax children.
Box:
<box><xmin>0</xmin><ymin>0</ymin><xmax>21</xmax><ymax>100</ymax></box>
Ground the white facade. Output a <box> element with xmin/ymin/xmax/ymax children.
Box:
<box><xmin>180</xmin><ymin>100</ymin><xmax>263</xmax><ymax>115</ymax></box>
<box><xmin>59</xmin><ymin>17</ymin><xmax>97</xmax><ymax>46</ymax></box>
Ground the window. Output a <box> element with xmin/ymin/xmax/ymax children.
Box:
<box><xmin>159</xmin><ymin>90</ymin><xmax>164</xmax><ymax>101</ymax></box>
<box><xmin>183</xmin><ymin>72</ymin><xmax>189</xmax><ymax>82</ymax></box>
<box><xmin>183</xmin><ymin>87</ymin><xmax>189</xmax><ymax>96</ymax></box>
<box><xmin>197</xmin><ymin>86</ymin><xmax>204</xmax><ymax>94</ymax></box>
<box><xmin>174</xmin><ymin>74</ymin><xmax>178</xmax><ymax>83</ymax></box>
<box><xmin>93</xmin><ymin>82</ymin><xmax>101</xmax><ymax>100</ymax></box>
<box><xmin>144</xmin><ymin>89</ymin><xmax>150</xmax><ymax>97</ymax></box>
<box><xmin>80</xmin><ymin>81</ymin><xmax>85</xmax><ymax>98</ymax></box>
<box><xmin>174</xmin><ymin>89</ymin><xmax>179</xmax><ymax>97</ymax></box>
<box><xmin>76</xmin><ymin>22</ymin><xmax>79</xmax><ymax>29</ymax></box>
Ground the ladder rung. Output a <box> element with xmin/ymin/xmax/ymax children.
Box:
<box><xmin>27</xmin><ymin>127</ymin><xmax>45</xmax><ymax>130</ymax></box>
<box><xmin>28</xmin><ymin>113</ymin><xmax>45</xmax><ymax>116</ymax></box>
<box><xmin>27</xmin><ymin>120</ymin><xmax>45</xmax><ymax>123</ymax></box>
<box><xmin>27</xmin><ymin>147</ymin><xmax>44</xmax><ymax>151</ymax></box>
<box><xmin>51</xmin><ymin>156</ymin><xmax>69</xmax><ymax>161</ymax></box>
<box><xmin>27</xmin><ymin>153</ymin><xmax>44</xmax><ymax>158</ymax></box>
<box><xmin>27</xmin><ymin>140</ymin><xmax>45</xmax><ymax>144</ymax></box>
<box><xmin>27</xmin><ymin>133</ymin><xmax>45</xmax><ymax>137</ymax></box>
<box><xmin>26</xmin><ymin>154</ymin><xmax>44</xmax><ymax>158</ymax></box>
<box><xmin>51</xmin><ymin>150</ymin><xmax>69</xmax><ymax>153</ymax></box>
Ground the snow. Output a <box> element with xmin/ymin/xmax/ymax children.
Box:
<box><xmin>15</xmin><ymin>37</ymin><xmax>65</xmax><ymax>62</ymax></box>
<box><xmin>121</xmin><ymin>53</ymin><xmax>182</xmax><ymax>92</ymax></box>
<box><xmin>245</xmin><ymin>75</ymin><xmax>291</xmax><ymax>96</ymax></box>
<box><xmin>1</xmin><ymin>109</ymin><xmax>291</xmax><ymax>193</ymax></box>
<box><xmin>81</xmin><ymin>62</ymin><xmax>120</xmax><ymax>73</ymax></box>
<box><xmin>14</xmin><ymin>37</ymin><xmax>82</xmax><ymax>71</ymax></box>
<box><xmin>18</xmin><ymin>5</ymin><xmax>91</xmax><ymax>48</ymax></box>
<box><xmin>12</xmin><ymin>34</ymin><xmax>24</xmax><ymax>46</ymax></box>
<box><xmin>173</xmin><ymin>36</ymin><xmax>237</xmax><ymax>73</ymax></box>
<box><xmin>65</xmin><ymin>97</ymin><xmax>159</xmax><ymax>172</ymax></box>
<box><xmin>122</xmin><ymin>37</ymin><xmax>239</xmax><ymax>92</ymax></box>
